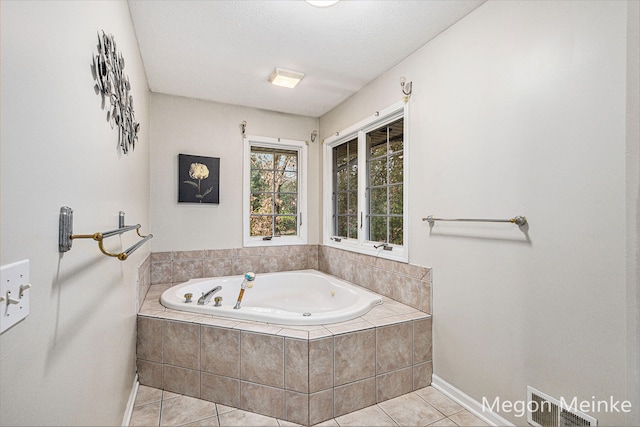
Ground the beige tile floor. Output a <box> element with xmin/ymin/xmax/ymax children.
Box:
<box><xmin>129</xmin><ymin>384</ymin><xmax>490</xmax><ymax>427</ymax></box>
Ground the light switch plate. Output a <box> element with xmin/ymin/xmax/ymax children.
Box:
<box><xmin>0</xmin><ymin>259</ymin><xmax>30</xmax><ymax>334</ymax></box>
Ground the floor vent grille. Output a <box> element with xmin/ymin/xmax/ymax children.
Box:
<box><xmin>527</xmin><ymin>386</ymin><xmax>597</xmax><ymax>427</ymax></box>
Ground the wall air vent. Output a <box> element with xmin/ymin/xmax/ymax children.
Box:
<box><xmin>527</xmin><ymin>386</ymin><xmax>597</xmax><ymax>427</ymax></box>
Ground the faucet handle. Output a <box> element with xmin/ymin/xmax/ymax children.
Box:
<box><xmin>184</xmin><ymin>293</ymin><xmax>193</xmax><ymax>303</ymax></box>
<box><xmin>214</xmin><ymin>296</ymin><xmax>223</xmax><ymax>307</ymax></box>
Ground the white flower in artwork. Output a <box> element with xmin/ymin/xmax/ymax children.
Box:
<box><xmin>189</xmin><ymin>163</ymin><xmax>209</xmax><ymax>180</ymax></box>
<box><xmin>184</xmin><ymin>162</ymin><xmax>213</xmax><ymax>202</ymax></box>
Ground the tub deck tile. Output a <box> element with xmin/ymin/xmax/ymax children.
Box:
<box><xmin>196</xmin><ymin>315</ymin><xmax>241</xmax><ymax>329</ymax></box>
<box><xmin>308</xmin><ymin>328</ymin><xmax>333</xmax><ymax>340</ymax></box>
<box><xmin>235</xmin><ymin>322</ymin><xmax>283</xmax><ymax>335</ymax></box>
<box><xmin>162</xmin><ymin>310</ymin><xmax>202</xmax><ymax>322</ymax></box>
<box><xmin>366</xmin><ymin>314</ymin><xmax>413</xmax><ymax>328</ymax></box>
<box><xmin>138</xmin><ymin>281</ymin><xmax>432</xmax><ymax>425</ymax></box>
<box><xmin>139</xmin><ymin>308</ymin><xmax>166</xmax><ymax>318</ymax></box>
<box><xmin>324</xmin><ymin>319</ymin><xmax>375</xmax><ymax>335</ymax></box>
<box><xmin>277</xmin><ymin>328</ymin><xmax>309</xmax><ymax>339</ymax></box>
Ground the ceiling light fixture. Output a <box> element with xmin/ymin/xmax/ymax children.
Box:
<box><xmin>306</xmin><ymin>0</ymin><xmax>340</xmax><ymax>7</ymax></box>
<box><xmin>268</xmin><ymin>68</ymin><xmax>305</xmax><ymax>88</ymax></box>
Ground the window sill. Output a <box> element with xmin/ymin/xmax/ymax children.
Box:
<box><xmin>322</xmin><ymin>239</ymin><xmax>408</xmax><ymax>263</ymax></box>
<box><xmin>244</xmin><ymin>236</ymin><xmax>307</xmax><ymax>248</ymax></box>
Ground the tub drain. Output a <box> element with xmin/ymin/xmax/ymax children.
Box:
<box><xmin>303</xmin><ymin>312</ymin><xmax>311</xmax><ymax>317</ymax></box>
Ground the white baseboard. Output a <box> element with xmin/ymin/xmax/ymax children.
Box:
<box><xmin>121</xmin><ymin>374</ymin><xmax>139</xmax><ymax>427</ymax></box>
<box><xmin>431</xmin><ymin>374</ymin><xmax>514</xmax><ymax>427</ymax></box>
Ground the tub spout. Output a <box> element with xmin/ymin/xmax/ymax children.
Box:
<box><xmin>234</xmin><ymin>272</ymin><xmax>255</xmax><ymax>309</ymax></box>
<box><xmin>198</xmin><ymin>285</ymin><xmax>222</xmax><ymax>305</ymax></box>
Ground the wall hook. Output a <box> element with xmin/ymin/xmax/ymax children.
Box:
<box><xmin>310</xmin><ymin>130</ymin><xmax>318</xmax><ymax>143</ymax></box>
<box><xmin>240</xmin><ymin>121</ymin><xmax>247</xmax><ymax>135</ymax></box>
<box><xmin>400</xmin><ymin>76</ymin><xmax>412</xmax><ymax>101</ymax></box>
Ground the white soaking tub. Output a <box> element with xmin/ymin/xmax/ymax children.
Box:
<box><xmin>160</xmin><ymin>269</ymin><xmax>382</xmax><ymax>325</ymax></box>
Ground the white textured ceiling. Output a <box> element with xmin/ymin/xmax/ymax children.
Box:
<box><xmin>128</xmin><ymin>0</ymin><xmax>485</xmax><ymax>118</ymax></box>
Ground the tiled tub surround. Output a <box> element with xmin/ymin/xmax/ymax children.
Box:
<box><xmin>149</xmin><ymin>245</ymin><xmax>431</xmax><ymax>314</ymax></box>
<box><xmin>318</xmin><ymin>245</ymin><xmax>431</xmax><ymax>314</ymax></box>
<box><xmin>137</xmin><ymin>286</ymin><xmax>432</xmax><ymax>425</ymax></box>
<box><xmin>150</xmin><ymin>246</ymin><xmax>320</xmax><ymax>286</ymax></box>
<box><xmin>137</xmin><ymin>253</ymin><xmax>151</xmax><ymax>311</ymax></box>
<box><xmin>140</xmin><ymin>245</ymin><xmax>432</xmax><ymax>424</ymax></box>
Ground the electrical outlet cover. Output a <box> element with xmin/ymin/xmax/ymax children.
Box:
<box><xmin>0</xmin><ymin>259</ymin><xmax>30</xmax><ymax>334</ymax></box>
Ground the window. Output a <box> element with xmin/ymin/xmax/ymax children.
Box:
<box><xmin>332</xmin><ymin>138</ymin><xmax>358</xmax><ymax>240</ymax></box>
<box><xmin>244</xmin><ymin>136</ymin><xmax>307</xmax><ymax>246</ymax></box>
<box><xmin>323</xmin><ymin>101</ymin><xmax>408</xmax><ymax>261</ymax></box>
<box><xmin>367</xmin><ymin>118</ymin><xmax>404</xmax><ymax>245</ymax></box>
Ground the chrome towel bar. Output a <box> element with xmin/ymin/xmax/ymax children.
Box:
<box><xmin>422</xmin><ymin>215</ymin><xmax>527</xmax><ymax>226</ymax></box>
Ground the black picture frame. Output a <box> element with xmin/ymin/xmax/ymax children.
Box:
<box><xmin>178</xmin><ymin>154</ymin><xmax>220</xmax><ymax>204</ymax></box>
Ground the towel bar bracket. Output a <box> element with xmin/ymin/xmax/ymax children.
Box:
<box><xmin>59</xmin><ymin>206</ymin><xmax>74</xmax><ymax>252</ymax></box>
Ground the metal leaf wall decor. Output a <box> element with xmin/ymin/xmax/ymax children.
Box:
<box><xmin>92</xmin><ymin>31</ymin><xmax>140</xmax><ymax>154</ymax></box>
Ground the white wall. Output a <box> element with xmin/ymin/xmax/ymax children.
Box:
<box><xmin>625</xmin><ymin>0</ymin><xmax>640</xmax><ymax>420</ymax></box>
<box><xmin>0</xmin><ymin>1</ymin><xmax>150</xmax><ymax>425</ymax></box>
<box><xmin>320</xmin><ymin>1</ymin><xmax>639</xmax><ymax>425</ymax></box>
<box><xmin>150</xmin><ymin>93</ymin><xmax>320</xmax><ymax>251</ymax></box>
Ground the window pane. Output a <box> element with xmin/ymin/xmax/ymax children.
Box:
<box><xmin>275</xmin><ymin>216</ymin><xmax>297</xmax><ymax>236</ymax></box>
<box><xmin>250</xmin><ymin>215</ymin><xmax>273</xmax><ymax>236</ymax></box>
<box><xmin>251</xmin><ymin>193</ymin><xmax>273</xmax><ymax>214</ymax></box>
<box><xmin>251</xmin><ymin>170</ymin><xmax>273</xmax><ymax>193</ymax></box>
<box><xmin>370</xmin><ymin>216</ymin><xmax>387</xmax><ymax>242</ymax></box>
<box><xmin>368</xmin><ymin>129</ymin><xmax>388</xmax><ymax>158</ymax></box>
<box><xmin>389</xmin><ymin>217</ymin><xmax>403</xmax><ymax>245</ymax></box>
<box><xmin>348</xmin><ymin>190</ymin><xmax>358</xmax><ymax>214</ymax></box>
<box><xmin>279</xmin><ymin>171</ymin><xmax>297</xmax><ymax>193</ymax></box>
<box><xmin>388</xmin><ymin>153</ymin><xmax>403</xmax><ymax>184</ymax></box>
<box><xmin>369</xmin><ymin>157</ymin><xmax>387</xmax><ymax>187</ymax></box>
<box><xmin>336</xmin><ymin>192</ymin><xmax>347</xmax><ymax>215</ymax></box>
<box><xmin>276</xmin><ymin>153</ymin><xmax>297</xmax><ymax>171</ymax></box>
<box><xmin>389</xmin><ymin>137</ymin><xmax>403</xmax><ymax>154</ymax></box>
<box><xmin>370</xmin><ymin>187</ymin><xmax>387</xmax><ymax>215</ymax></box>
<box><xmin>334</xmin><ymin>144</ymin><xmax>348</xmax><ymax>169</ymax></box>
<box><xmin>251</xmin><ymin>150</ymin><xmax>274</xmax><ymax>170</ymax></box>
<box><xmin>336</xmin><ymin>216</ymin><xmax>347</xmax><ymax>238</ymax></box>
<box><xmin>336</xmin><ymin>169</ymin><xmax>348</xmax><ymax>191</ymax></box>
<box><xmin>277</xmin><ymin>193</ymin><xmax>297</xmax><ymax>215</ymax></box>
<box><xmin>347</xmin><ymin>216</ymin><xmax>358</xmax><ymax>238</ymax></box>
<box><xmin>335</xmin><ymin>215</ymin><xmax>358</xmax><ymax>239</ymax></box>
<box><xmin>347</xmin><ymin>140</ymin><xmax>357</xmax><ymax>162</ymax></box>
<box><xmin>389</xmin><ymin>185</ymin><xmax>403</xmax><ymax>215</ymax></box>
<box><xmin>369</xmin><ymin>141</ymin><xmax>387</xmax><ymax>159</ymax></box>
<box><xmin>348</xmin><ymin>164</ymin><xmax>358</xmax><ymax>187</ymax></box>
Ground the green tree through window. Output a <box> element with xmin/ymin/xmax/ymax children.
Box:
<box><xmin>332</xmin><ymin>138</ymin><xmax>358</xmax><ymax>239</ymax></box>
<box><xmin>367</xmin><ymin>117</ymin><xmax>404</xmax><ymax>245</ymax></box>
<box><xmin>250</xmin><ymin>146</ymin><xmax>298</xmax><ymax>237</ymax></box>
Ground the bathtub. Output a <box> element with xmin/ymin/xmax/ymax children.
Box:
<box><xmin>160</xmin><ymin>269</ymin><xmax>383</xmax><ymax>325</ymax></box>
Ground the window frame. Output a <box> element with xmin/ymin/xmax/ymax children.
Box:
<box><xmin>322</xmin><ymin>101</ymin><xmax>409</xmax><ymax>262</ymax></box>
<box><xmin>243</xmin><ymin>135</ymin><xmax>308</xmax><ymax>247</ymax></box>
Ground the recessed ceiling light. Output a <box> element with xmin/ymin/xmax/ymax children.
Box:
<box><xmin>268</xmin><ymin>68</ymin><xmax>305</xmax><ymax>88</ymax></box>
<box><xmin>306</xmin><ymin>0</ymin><xmax>340</xmax><ymax>8</ymax></box>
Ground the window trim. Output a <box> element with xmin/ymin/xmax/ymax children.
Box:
<box><xmin>322</xmin><ymin>101</ymin><xmax>409</xmax><ymax>262</ymax></box>
<box><xmin>243</xmin><ymin>135</ymin><xmax>308</xmax><ymax>247</ymax></box>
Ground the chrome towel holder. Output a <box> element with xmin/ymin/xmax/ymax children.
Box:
<box><xmin>422</xmin><ymin>215</ymin><xmax>527</xmax><ymax>227</ymax></box>
<box><xmin>58</xmin><ymin>206</ymin><xmax>153</xmax><ymax>261</ymax></box>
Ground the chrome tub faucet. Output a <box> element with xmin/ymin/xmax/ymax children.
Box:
<box><xmin>198</xmin><ymin>285</ymin><xmax>222</xmax><ymax>305</ymax></box>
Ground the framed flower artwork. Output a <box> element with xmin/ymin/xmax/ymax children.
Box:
<box><xmin>178</xmin><ymin>154</ymin><xmax>220</xmax><ymax>204</ymax></box>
